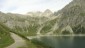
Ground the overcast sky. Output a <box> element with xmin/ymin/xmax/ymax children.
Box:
<box><xmin>0</xmin><ymin>0</ymin><xmax>72</xmax><ymax>14</ymax></box>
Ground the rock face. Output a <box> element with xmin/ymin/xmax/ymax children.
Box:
<box><xmin>57</xmin><ymin>0</ymin><xmax>85</xmax><ymax>34</ymax></box>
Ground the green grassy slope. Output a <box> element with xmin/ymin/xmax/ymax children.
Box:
<box><xmin>0</xmin><ymin>23</ymin><xmax>14</xmax><ymax>48</ymax></box>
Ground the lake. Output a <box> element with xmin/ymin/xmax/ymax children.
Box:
<box><xmin>7</xmin><ymin>33</ymin><xmax>85</xmax><ymax>48</ymax></box>
<box><xmin>31</xmin><ymin>36</ymin><xmax>85</xmax><ymax>48</ymax></box>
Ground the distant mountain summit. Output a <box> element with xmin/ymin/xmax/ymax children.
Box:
<box><xmin>27</xmin><ymin>9</ymin><xmax>53</xmax><ymax>17</ymax></box>
<box><xmin>42</xmin><ymin>9</ymin><xmax>53</xmax><ymax>17</ymax></box>
<box><xmin>27</xmin><ymin>11</ymin><xmax>42</xmax><ymax>17</ymax></box>
<box><xmin>43</xmin><ymin>9</ymin><xmax>52</xmax><ymax>14</ymax></box>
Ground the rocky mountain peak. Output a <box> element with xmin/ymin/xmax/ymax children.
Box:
<box><xmin>42</xmin><ymin>9</ymin><xmax>53</xmax><ymax>17</ymax></box>
<box><xmin>44</xmin><ymin>9</ymin><xmax>52</xmax><ymax>14</ymax></box>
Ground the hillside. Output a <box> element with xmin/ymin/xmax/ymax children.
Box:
<box><xmin>56</xmin><ymin>0</ymin><xmax>85</xmax><ymax>34</ymax></box>
<box><xmin>0</xmin><ymin>0</ymin><xmax>85</xmax><ymax>37</ymax></box>
<box><xmin>1</xmin><ymin>0</ymin><xmax>85</xmax><ymax>48</ymax></box>
<box><xmin>0</xmin><ymin>23</ymin><xmax>14</xmax><ymax>48</ymax></box>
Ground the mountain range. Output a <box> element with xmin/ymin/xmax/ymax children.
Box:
<box><xmin>0</xmin><ymin>0</ymin><xmax>85</xmax><ymax>37</ymax></box>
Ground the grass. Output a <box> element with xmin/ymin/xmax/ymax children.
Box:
<box><xmin>0</xmin><ymin>35</ymin><xmax>14</xmax><ymax>48</ymax></box>
<box><xmin>13</xmin><ymin>25</ymin><xmax>39</xmax><ymax>36</ymax></box>
<box><xmin>0</xmin><ymin>23</ymin><xmax>14</xmax><ymax>48</ymax></box>
<box><xmin>18</xmin><ymin>40</ymin><xmax>38</xmax><ymax>48</ymax></box>
<box><xmin>40</xmin><ymin>18</ymin><xmax>57</xmax><ymax>34</ymax></box>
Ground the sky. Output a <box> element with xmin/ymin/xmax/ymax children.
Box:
<box><xmin>0</xmin><ymin>0</ymin><xmax>72</xmax><ymax>14</ymax></box>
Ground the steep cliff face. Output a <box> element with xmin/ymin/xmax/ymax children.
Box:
<box><xmin>57</xmin><ymin>0</ymin><xmax>85</xmax><ymax>34</ymax></box>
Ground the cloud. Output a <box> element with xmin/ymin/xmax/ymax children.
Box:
<box><xmin>0</xmin><ymin>0</ymin><xmax>72</xmax><ymax>14</ymax></box>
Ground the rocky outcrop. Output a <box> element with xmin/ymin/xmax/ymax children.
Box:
<box><xmin>56</xmin><ymin>0</ymin><xmax>85</xmax><ymax>34</ymax></box>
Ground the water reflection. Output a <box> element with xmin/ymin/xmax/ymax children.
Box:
<box><xmin>73</xmin><ymin>36</ymin><xmax>85</xmax><ymax>48</ymax></box>
<box><xmin>31</xmin><ymin>36</ymin><xmax>85</xmax><ymax>48</ymax></box>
